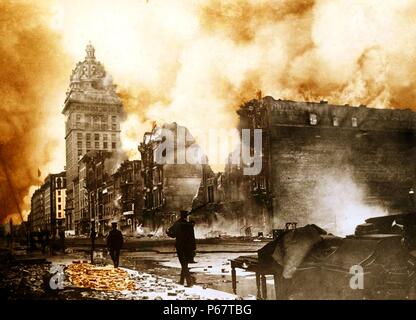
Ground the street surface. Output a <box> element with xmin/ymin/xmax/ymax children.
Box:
<box><xmin>0</xmin><ymin>237</ymin><xmax>276</xmax><ymax>300</ymax></box>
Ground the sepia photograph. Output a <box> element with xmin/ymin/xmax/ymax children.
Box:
<box><xmin>0</xmin><ymin>0</ymin><xmax>415</xmax><ymax>312</ymax></box>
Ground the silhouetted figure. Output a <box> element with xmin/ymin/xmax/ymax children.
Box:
<box><xmin>40</xmin><ymin>231</ymin><xmax>46</xmax><ymax>253</ymax></box>
<box><xmin>90</xmin><ymin>227</ymin><xmax>97</xmax><ymax>263</ymax></box>
<box><xmin>6</xmin><ymin>233</ymin><xmax>11</xmax><ymax>248</ymax></box>
<box><xmin>25</xmin><ymin>230</ymin><xmax>30</xmax><ymax>252</ymax></box>
<box><xmin>59</xmin><ymin>230</ymin><xmax>65</xmax><ymax>253</ymax></box>
<box><xmin>107</xmin><ymin>223</ymin><xmax>123</xmax><ymax>268</ymax></box>
<box><xmin>167</xmin><ymin>210</ymin><xmax>196</xmax><ymax>287</ymax></box>
<box><xmin>245</xmin><ymin>225</ymin><xmax>252</xmax><ymax>237</ymax></box>
<box><xmin>29</xmin><ymin>232</ymin><xmax>36</xmax><ymax>251</ymax></box>
<box><xmin>45</xmin><ymin>230</ymin><xmax>52</xmax><ymax>255</ymax></box>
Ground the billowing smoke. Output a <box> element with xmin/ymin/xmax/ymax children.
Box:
<box><xmin>194</xmin><ymin>212</ymin><xmax>242</xmax><ymax>239</ymax></box>
<box><xmin>110</xmin><ymin>0</ymin><xmax>416</xmax><ymax>166</ymax></box>
<box><xmin>196</xmin><ymin>0</ymin><xmax>416</xmax><ymax>109</ymax></box>
<box><xmin>309</xmin><ymin>171</ymin><xmax>387</xmax><ymax>236</ymax></box>
<box><xmin>2</xmin><ymin>0</ymin><xmax>416</xmax><ymax>224</ymax></box>
<box><xmin>0</xmin><ymin>0</ymin><xmax>70</xmax><ymax>224</ymax></box>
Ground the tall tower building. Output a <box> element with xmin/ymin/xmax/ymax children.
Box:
<box><xmin>62</xmin><ymin>43</ymin><xmax>124</xmax><ymax>232</ymax></box>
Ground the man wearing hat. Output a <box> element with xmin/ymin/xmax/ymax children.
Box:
<box><xmin>166</xmin><ymin>210</ymin><xmax>196</xmax><ymax>287</ymax></box>
<box><xmin>107</xmin><ymin>222</ymin><xmax>124</xmax><ymax>268</ymax></box>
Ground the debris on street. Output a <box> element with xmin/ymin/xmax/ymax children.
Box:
<box><xmin>0</xmin><ymin>261</ymin><xmax>51</xmax><ymax>299</ymax></box>
<box><xmin>65</xmin><ymin>263</ymin><xmax>238</xmax><ymax>300</ymax></box>
<box><xmin>66</xmin><ymin>263</ymin><xmax>136</xmax><ymax>291</ymax></box>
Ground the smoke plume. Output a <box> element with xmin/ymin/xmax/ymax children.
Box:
<box><xmin>0</xmin><ymin>0</ymin><xmax>70</xmax><ymax>224</ymax></box>
<box><xmin>48</xmin><ymin>0</ymin><xmax>416</xmax><ymax>151</ymax></box>
<box><xmin>309</xmin><ymin>170</ymin><xmax>387</xmax><ymax>236</ymax></box>
<box><xmin>110</xmin><ymin>0</ymin><xmax>416</xmax><ymax>164</ymax></box>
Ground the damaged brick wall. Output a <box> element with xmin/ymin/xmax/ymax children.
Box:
<box><xmin>237</xmin><ymin>97</ymin><xmax>416</xmax><ymax>233</ymax></box>
<box><xmin>271</xmin><ymin>126</ymin><xmax>415</xmax><ymax>228</ymax></box>
<box><xmin>163</xmin><ymin>164</ymin><xmax>204</xmax><ymax>212</ymax></box>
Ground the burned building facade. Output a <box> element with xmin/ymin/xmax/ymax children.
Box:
<box><xmin>62</xmin><ymin>44</ymin><xmax>124</xmax><ymax>233</ymax></box>
<box><xmin>231</xmin><ymin>96</ymin><xmax>416</xmax><ymax>234</ymax></box>
<box><xmin>138</xmin><ymin>123</ymin><xmax>216</xmax><ymax>231</ymax></box>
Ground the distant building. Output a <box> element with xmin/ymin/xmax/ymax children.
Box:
<box><xmin>81</xmin><ymin>150</ymin><xmax>120</xmax><ymax>235</ymax></box>
<box><xmin>113</xmin><ymin>159</ymin><xmax>143</xmax><ymax>234</ymax></box>
<box><xmin>62</xmin><ymin>43</ymin><xmax>125</xmax><ymax>233</ymax></box>
<box><xmin>77</xmin><ymin>151</ymin><xmax>142</xmax><ymax>235</ymax></box>
<box><xmin>29</xmin><ymin>188</ymin><xmax>45</xmax><ymax>233</ymax></box>
<box><xmin>28</xmin><ymin>172</ymin><xmax>66</xmax><ymax>236</ymax></box>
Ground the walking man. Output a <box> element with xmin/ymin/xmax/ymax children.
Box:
<box><xmin>107</xmin><ymin>222</ymin><xmax>123</xmax><ymax>268</ymax></box>
<box><xmin>166</xmin><ymin>210</ymin><xmax>196</xmax><ymax>287</ymax></box>
<box><xmin>59</xmin><ymin>230</ymin><xmax>65</xmax><ymax>253</ymax></box>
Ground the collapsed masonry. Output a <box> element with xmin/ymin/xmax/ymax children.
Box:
<box><xmin>138</xmin><ymin>122</ymin><xmax>220</xmax><ymax>233</ymax></box>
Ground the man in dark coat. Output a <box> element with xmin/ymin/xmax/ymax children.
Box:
<box><xmin>166</xmin><ymin>210</ymin><xmax>196</xmax><ymax>287</ymax></box>
<box><xmin>90</xmin><ymin>227</ymin><xmax>97</xmax><ymax>251</ymax></box>
<box><xmin>107</xmin><ymin>222</ymin><xmax>123</xmax><ymax>268</ymax></box>
<box><xmin>59</xmin><ymin>230</ymin><xmax>66</xmax><ymax>253</ymax></box>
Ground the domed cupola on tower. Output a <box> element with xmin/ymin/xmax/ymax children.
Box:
<box><xmin>65</xmin><ymin>42</ymin><xmax>121</xmax><ymax>105</ymax></box>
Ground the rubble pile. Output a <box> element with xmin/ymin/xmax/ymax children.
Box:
<box><xmin>205</xmin><ymin>230</ymin><xmax>229</xmax><ymax>239</ymax></box>
<box><xmin>0</xmin><ymin>262</ymin><xmax>51</xmax><ymax>299</ymax></box>
<box><xmin>64</xmin><ymin>263</ymin><xmax>237</xmax><ymax>300</ymax></box>
<box><xmin>66</xmin><ymin>263</ymin><xmax>136</xmax><ymax>291</ymax></box>
<box><xmin>123</xmin><ymin>270</ymin><xmax>237</xmax><ymax>300</ymax></box>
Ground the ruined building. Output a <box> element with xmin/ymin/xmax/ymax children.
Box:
<box><xmin>138</xmin><ymin>123</ymin><xmax>216</xmax><ymax>231</ymax></box>
<box><xmin>229</xmin><ymin>96</ymin><xmax>416</xmax><ymax>235</ymax></box>
<box><xmin>62</xmin><ymin>44</ymin><xmax>124</xmax><ymax>233</ymax></box>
